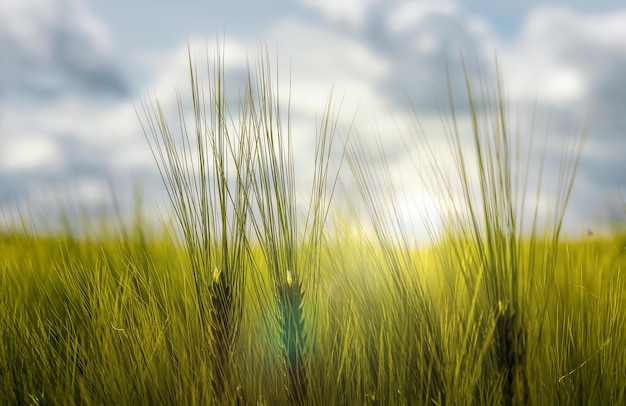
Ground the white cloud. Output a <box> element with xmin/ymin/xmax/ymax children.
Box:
<box><xmin>0</xmin><ymin>92</ymin><xmax>152</xmax><ymax>222</ymax></box>
<box><xmin>501</xmin><ymin>7</ymin><xmax>626</xmax><ymax>106</ymax></box>
<box><xmin>128</xmin><ymin>25</ymin><xmax>402</xmax><ymax>227</ymax></box>
<box><xmin>522</xmin><ymin>6</ymin><xmax>626</xmax><ymax>50</ymax></box>
<box><xmin>265</xmin><ymin>19</ymin><xmax>390</xmax><ymax>116</ymax></box>
<box><xmin>0</xmin><ymin>133</ymin><xmax>61</xmax><ymax>172</ymax></box>
<box><xmin>133</xmin><ymin>21</ymin><xmax>390</xmax><ymax>143</ymax></box>
<box><xmin>473</xmin><ymin>6</ymin><xmax>626</xmax><ymax>233</ymax></box>
<box><xmin>386</xmin><ymin>0</ymin><xmax>459</xmax><ymax>34</ymax></box>
<box><xmin>300</xmin><ymin>0</ymin><xmax>381</xmax><ymax>30</ymax></box>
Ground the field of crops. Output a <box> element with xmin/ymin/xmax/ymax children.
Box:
<box><xmin>2</xmin><ymin>223</ymin><xmax>625</xmax><ymax>405</ymax></box>
<box><xmin>1</xmin><ymin>49</ymin><xmax>625</xmax><ymax>405</ymax></box>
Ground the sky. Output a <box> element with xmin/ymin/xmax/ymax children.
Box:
<box><xmin>1</xmin><ymin>0</ymin><xmax>625</xmax><ymax>238</ymax></box>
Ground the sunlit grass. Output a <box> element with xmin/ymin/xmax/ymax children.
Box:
<box><xmin>1</xmin><ymin>45</ymin><xmax>625</xmax><ymax>405</ymax></box>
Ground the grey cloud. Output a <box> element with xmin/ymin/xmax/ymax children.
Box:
<box><xmin>520</xmin><ymin>9</ymin><xmax>626</xmax><ymax>219</ymax></box>
<box><xmin>0</xmin><ymin>0</ymin><xmax>133</xmax><ymax>221</ymax></box>
<box><xmin>318</xmin><ymin>2</ymin><xmax>498</xmax><ymax>114</ymax></box>
<box><xmin>0</xmin><ymin>0</ymin><xmax>128</xmax><ymax>102</ymax></box>
<box><xmin>0</xmin><ymin>129</ymin><xmax>166</xmax><ymax>227</ymax></box>
<box><xmin>0</xmin><ymin>133</ymin><xmax>106</xmax><ymax>202</ymax></box>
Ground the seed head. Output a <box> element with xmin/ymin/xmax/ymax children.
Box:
<box><xmin>213</xmin><ymin>266</ymin><xmax>222</xmax><ymax>283</ymax></box>
<box><xmin>498</xmin><ymin>300</ymin><xmax>506</xmax><ymax>314</ymax></box>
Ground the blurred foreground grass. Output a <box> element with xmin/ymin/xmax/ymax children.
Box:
<box><xmin>1</xmin><ymin>225</ymin><xmax>625</xmax><ymax>405</ymax></box>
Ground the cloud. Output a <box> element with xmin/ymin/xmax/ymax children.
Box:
<box><xmin>325</xmin><ymin>1</ymin><xmax>498</xmax><ymax>114</ymax></box>
<box><xmin>0</xmin><ymin>95</ymin><xmax>155</xmax><ymax>213</ymax></box>
<box><xmin>300</xmin><ymin>0</ymin><xmax>382</xmax><ymax>30</ymax></box>
<box><xmin>290</xmin><ymin>1</ymin><xmax>626</xmax><ymax>235</ymax></box>
<box><xmin>386</xmin><ymin>0</ymin><xmax>460</xmax><ymax>35</ymax></box>
<box><xmin>127</xmin><ymin>30</ymin><xmax>381</xmax><ymax>219</ymax></box>
<box><xmin>0</xmin><ymin>133</ymin><xmax>62</xmax><ymax>172</ymax></box>
<box><xmin>0</xmin><ymin>0</ymin><xmax>142</xmax><ymax>225</ymax></box>
<box><xmin>500</xmin><ymin>7</ymin><xmax>626</xmax><ymax>106</ymax></box>
<box><xmin>2</xmin><ymin>0</ymin><xmax>625</xmax><ymax>237</ymax></box>
<box><xmin>0</xmin><ymin>0</ymin><xmax>128</xmax><ymax>101</ymax></box>
<box><xmin>263</xmin><ymin>19</ymin><xmax>390</xmax><ymax>114</ymax></box>
<box><xmin>492</xmin><ymin>6</ymin><xmax>626</xmax><ymax>228</ymax></box>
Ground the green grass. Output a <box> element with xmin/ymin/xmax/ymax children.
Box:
<box><xmin>1</xmin><ymin>46</ymin><xmax>625</xmax><ymax>405</ymax></box>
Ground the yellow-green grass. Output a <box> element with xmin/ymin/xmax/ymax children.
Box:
<box><xmin>1</xmin><ymin>47</ymin><xmax>625</xmax><ymax>405</ymax></box>
<box><xmin>1</xmin><ymin>226</ymin><xmax>625</xmax><ymax>404</ymax></box>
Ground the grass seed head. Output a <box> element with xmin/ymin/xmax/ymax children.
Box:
<box><xmin>213</xmin><ymin>266</ymin><xmax>222</xmax><ymax>283</ymax></box>
<box><xmin>287</xmin><ymin>270</ymin><xmax>293</xmax><ymax>287</ymax></box>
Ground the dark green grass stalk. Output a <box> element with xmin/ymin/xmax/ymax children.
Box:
<box><xmin>237</xmin><ymin>49</ymin><xmax>306</xmax><ymax>403</ymax></box>
<box><xmin>403</xmin><ymin>55</ymin><xmax>590</xmax><ymax>404</ymax></box>
<box><xmin>138</xmin><ymin>43</ymin><xmax>254</xmax><ymax>401</ymax></box>
<box><xmin>244</xmin><ymin>49</ymin><xmax>350</xmax><ymax>403</ymax></box>
<box><xmin>139</xmin><ymin>43</ymin><xmax>350</xmax><ymax>403</ymax></box>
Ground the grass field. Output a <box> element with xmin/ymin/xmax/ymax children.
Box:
<box><xmin>1</xmin><ymin>48</ymin><xmax>625</xmax><ymax>405</ymax></box>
